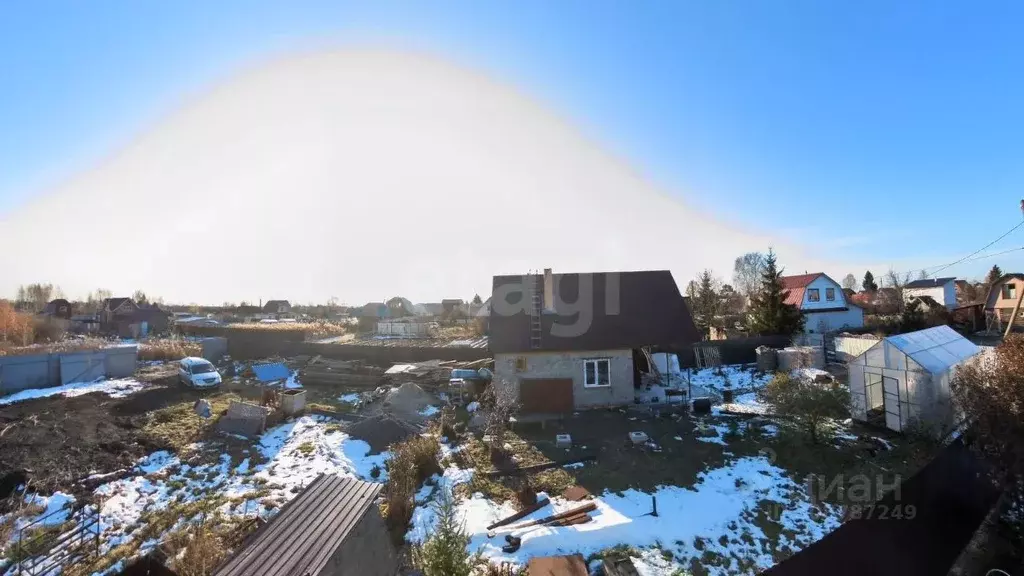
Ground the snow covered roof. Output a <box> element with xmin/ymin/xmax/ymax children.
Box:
<box><xmin>884</xmin><ymin>325</ymin><xmax>980</xmax><ymax>374</ymax></box>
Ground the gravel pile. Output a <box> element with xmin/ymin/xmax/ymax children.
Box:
<box><xmin>346</xmin><ymin>415</ymin><xmax>420</xmax><ymax>454</ymax></box>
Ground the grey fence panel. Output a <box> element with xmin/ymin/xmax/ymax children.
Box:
<box><xmin>105</xmin><ymin>346</ymin><xmax>139</xmax><ymax>378</ymax></box>
<box><xmin>60</xmin><ymin>351</ymin><xmax>107</xmax><ymax>385</ymax></box>
<box><xmin>201</xmin><ymin>338</ymin><xmax>228</xmax><ymax>362</ymax></box>
<box><xmin>0</xmin><ymin>354</ymin><xmax>53</xmax><ymax>394</ymax></box>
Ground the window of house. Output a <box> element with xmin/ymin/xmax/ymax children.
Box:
<box><xmin>583</xmin><ymin>358</ymin><xmax>611</xmax><ymax>388</ymax></box>
<box><xmin>807</xmin><ymin>288</ymin><xmax>820</xmax><ymax>302</ymax></box>
<box><xmin>826</xmin><ymin>288</ymin><xmax>835</xmax><ymax>301</ymax></box>
<box><xmin>1003</xmin><ymin>284</ymin><xmax>1017</xmax><ymax>300</ymax></box>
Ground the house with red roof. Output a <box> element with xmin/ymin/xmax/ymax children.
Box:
<box><xmin>780</xmin><ymin>273</ymin><xmax>865</xmax><ymax>334</ymax></box>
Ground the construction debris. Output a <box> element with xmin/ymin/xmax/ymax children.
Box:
<box><xmin>563</xmin><ymin>486</ymin><xmax>592</xmax><ymax>502</ymax></box>
<box><xmin>526</xmin><ymin>554</ymin><xmax>589</xmax><ymax>576</ymax></box>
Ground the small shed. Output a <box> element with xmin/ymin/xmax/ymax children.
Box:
<box><xmin>214</xmin><ymin>474</ymin><xmax>396</xmax><ymax>576</ymax></box>
<box><xmin>848</xmin><ymin>326</ymin><xmax>981</xmax><ymax>436</ymax></box>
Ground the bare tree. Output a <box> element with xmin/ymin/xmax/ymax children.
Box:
<box><xmin>885</xmin><ymin>269</ymin><xmax>913</xmax><ymax>312</ymax></box>
<box><xmin>841</xmin><ymin>274</ymin><xmax>857</xmax><ymax>291</ymax></box>
<box><xmin>733</xmin><ymin>252</ymin><xmax>766</xmax><ymax>298</ymax></box>
<box><xmin>483</xmin><ymin>380</ymin><xmax>520</xmax><ymax>457</ymax></box>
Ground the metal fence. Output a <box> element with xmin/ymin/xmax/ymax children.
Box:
<box><xmin>0</xmin><ymin>346</ymin><xmax>138</xmax><ymax>395</ymax></box>
<box><xmin>13</xmin><ymin>506</ymin><xmax>100</xmax><ymax>575</ymax></box>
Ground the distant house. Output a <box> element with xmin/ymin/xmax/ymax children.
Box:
<box><xmin>41</xmin><ymin>299</ymin><xmax>72</xmax><ymax>320</ymax></box>
<box><xmin>412</xmin><ymin>302</ymin><xmax>445</xmax><ymax>317</ymax></box>
<box><xmin>133</xmin><ymin>304</ymin><xmax>171</xmax><ymax>335</ymax></box>
<box><xmin>99</xmin><ymin>297</ymin><xmax>138</xmax><ymax>325</ymax></box>
<box><xmin>490</xmin><ymin>268</ymin><xmax>700</xmax><ymax>413</ymax></box>
<box><xmin>444</xmin><ymin>295</ymin><xmax>468</xmax><ymax>313</ymax></box>
<box><xmin>357</xmin><ymin>302</ymin><xmax>390</xmax><ymax>319</ymax></box>
<box><xmin>903</xmin><ymin>277</ymin><xmax>957</xmax><ymax>311</ymax></box>
<box><xmin>262</xmin><ymin>300</ymin><xmax>291</xmax><ymax>315</ymax></box>
<box><xmin>99</xmin><ymin>297</ymin><xmax>140</xmax><ymax>337</ymax></box>
<box><xmin>780</xmin><ymin>273</ymin><xmax>865</xmax><ymax>334</ymax></box>
<box><xmin>985</xmin><ymin>273</ymin><xmax>1024</xmax><ymax>329</ymax></box>
<box><xmin>907</xmin><ymin>295</ymin><xmax>946</xmax><ymax>315</ymax></box>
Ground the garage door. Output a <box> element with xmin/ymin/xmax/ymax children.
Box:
<box><xmin>519</xmin><ymin>379</ymin><xmax>574</xmax><ymax>414</ymax></box>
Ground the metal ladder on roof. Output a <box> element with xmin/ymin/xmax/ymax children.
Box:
<box><xmin>529</xmin><ymin>270</ymin><xmax>543</xmax><ymax>349</ymax></box>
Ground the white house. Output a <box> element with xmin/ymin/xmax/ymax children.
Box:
<box><xmin>780</xmin><ymin>273</ymin><xmax>864</xmax><ymax>334</ymax></box>
<box><xmin>903</xmin><ymin>277</ymin><xmax>957</xmax><ymax>311</ymax></box>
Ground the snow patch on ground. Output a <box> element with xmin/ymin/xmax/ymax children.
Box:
<box><xmin>27</xmin><ymin>416</ymin><xmax>388</xmax><ymax>563</ymax></box>
<box><xmin>338</xmin><ymin>393</ymin><xmax>362</xmax><ymax>404</ymax></box>
<box><xmin>0</xmin><ymin>378</ymin><xmax>149</xmax><ymax>405</ymax></box>
<box><xmin>419</xmin><ymin>405</ymin><xmax>440</xmax><ymax>417</ymax></box>
<box><xmin>408</xmin><ymin>456</ymin><xmax>842</xmax><ymax>575</ymax></box>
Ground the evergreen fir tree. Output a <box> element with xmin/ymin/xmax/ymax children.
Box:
<box><xmin>987</xmin><ymin>265</ymin><xmax>1003</xmax><ymax>285</ymax></box>
<box><xmin>862</xmin><ymin>270</ymin><xmax>878</xmax><ymax>292</ymax></box>
<box><xmin>748</xmin><ymin>250</ymin><xmax>805</xmax><ymax>336</ymax></box>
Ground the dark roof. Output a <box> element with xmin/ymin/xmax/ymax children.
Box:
<box><xmin>42</xmin><ymin>299</ymin><xmax>71</xmax><ymax>315</ymax></box>
<box><xmin>908</xmin><ymin>295</ymin><xmax>942</xmax><ymax>309</ymax></box>
<box><xmin>262</xmin><ymin>300</ymin><xmax>290</xmax><ymax>312</ymax></box>
<box><xmin>489</xmin><ymin>270</ymin><xmax>700</xmax><ymax>354</ymax></box>
<box><xmin>215</xmin><ymin>474</ymin><xmax>384</xmax><ymax>576</ymax></box>
<box><xmin>359</xmin><ymin>302</ymin><xmax>388</xmax><ymax>318</ymax></box>
<box><xmin>102</xmin><ymin>297</ymin><xmax>133</xmax><ymax>311</ymax></box>
<box><xmin>904</xmin><ymin>277</ymin><xmax>956</xmax><ymax>289</ymax></box>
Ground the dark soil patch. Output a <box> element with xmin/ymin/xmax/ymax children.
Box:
<box><xmin>0</xmin><ymin>371</ymin><xmax>238</xmax><ymax>501</ymax></box>
<box><xmin>0</xmin><ymin>393</ymin><xmax>166</xmax><ymax>499</ymax></box>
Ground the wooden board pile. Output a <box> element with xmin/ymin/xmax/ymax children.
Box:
<box><xmin>299</xmin><ymin>356</ymin><xmax>383</xmax><ymax>388</ymax></box>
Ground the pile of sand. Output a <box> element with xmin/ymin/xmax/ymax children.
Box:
<box><xmin>346</xmin><ymin>415</ymin><xmax>420</xmax><ymax>454</ymax></box>
<box><xmin>383</xmin><ymin>382</ymin><xmax>438</xmax><ymax>420</ymax></box>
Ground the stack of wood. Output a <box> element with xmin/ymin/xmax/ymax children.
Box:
<box><xmin>300</xmin><ymin>357</ymin><xmax>383</xmax><ymax>387</ymax></box>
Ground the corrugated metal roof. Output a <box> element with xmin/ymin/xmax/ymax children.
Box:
<box><xmin>215</xmin><ymin>474</ymin><xmax>383</xmax><ymax>576</ymax></box>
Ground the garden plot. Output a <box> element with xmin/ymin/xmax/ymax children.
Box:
<box><xmin>0</xmin><ymin>416</ymin><xmax>387</xmax><ymax>575</ymax></box>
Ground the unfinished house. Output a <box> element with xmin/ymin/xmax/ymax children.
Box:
<box><xmin>489</xmin><ymin>269</ymin><xmax>700</xmax><ymax>413</ymax></box>
<box><xmin>848</xmin><ymin>326</ymin><xmax>981</xmax><ymax>436</ymax></box>
<box><xmin>214</xmin><ymin>474</ymin><xmax>396</xmax><ymax>576</ymax></box>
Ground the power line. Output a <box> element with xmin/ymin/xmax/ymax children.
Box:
<box><xmin>925</xmin><ymin>220</ymin><xmax>1024</xmax><ymax>278</ymax></box>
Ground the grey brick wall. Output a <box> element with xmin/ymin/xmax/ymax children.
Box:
<box><xmin>494</xmin><ymin>349</ymin><xmax>634</xmax><ymax>409</ymax></box>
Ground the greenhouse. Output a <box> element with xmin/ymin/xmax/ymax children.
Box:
<box><xmin>848</xmin><ymin>325</ymin><xmax>981</xmax><ymax>436</ymax></box>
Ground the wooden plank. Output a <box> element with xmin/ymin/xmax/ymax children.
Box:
<box><xmin>484</xmin><ymin>454</ymin><xmax>596</xmax><ymax>478</ymax></box>
<box><xmin>485</xmin><ymin>498</ymin><xmax>550</xmax><ymax>530</ymax></box>
<box><xmin>527</xmin><ymin>554</ymin><xmax>589</xmax><ymax>576</ymax></box>
<box><xmin>602</xmin><ymin>555</ymin><xmax>641</xmax><ymax>576</ymax></box>
<box><xmin>500</xmin><ymin>503</ymin><xmax>597</xmax><ymax>531</ymax></box>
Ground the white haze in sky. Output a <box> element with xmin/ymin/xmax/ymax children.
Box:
<box><xmin>0</xmin><ymin>49</ymin><xmax>886</xmax><ymax>304</ymax></box>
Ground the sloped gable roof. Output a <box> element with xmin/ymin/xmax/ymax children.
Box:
<box><xmin>905</xmin><ymin>277</ymin><xmax>956</xmax><ymax>289</ymax></box>
<box><xmin>489</xmin><ymin>270</ymin><xmax>700</xmax><ymax>354</ymax></box>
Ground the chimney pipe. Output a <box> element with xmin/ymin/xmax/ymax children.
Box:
<box><xmin>543</xmin><ymin>268</ymin><xmax>554</xmax><ymax>311</ymax></box>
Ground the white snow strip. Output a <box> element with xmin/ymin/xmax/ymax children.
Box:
<box><xmin>0</xmin><ymin>378</ymin><xmax>149</xmax><ymax>405</ymax></box>
<box><xmin>338</xmin><ymin>393</ymin><xmax>362</xmax><ymax>404</ymax></box>
<box><xmin>408</xmin><ymin>457</ymin><xmax>842</xmax><ymax>575</ymax></box>
<box><xmin>419</xmin><ymin>405</ymin><xmax>440</xmax><ymax>417</ymax></box>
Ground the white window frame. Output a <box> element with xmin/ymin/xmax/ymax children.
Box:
<box><xmin>583</xmin><ymin>358</ymin><xmax>611</xmax><ymax>388</ymax></box>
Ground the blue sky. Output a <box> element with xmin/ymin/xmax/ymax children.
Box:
<box><xmin>2</xmin><ymin>1</ymin><xmax>1023</xmax><ymax>280</ymax></box>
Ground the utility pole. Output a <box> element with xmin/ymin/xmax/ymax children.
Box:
<box><xmin>1004</xmin><ymin>199</ymin><xmax>1024</xmax><ymax>337</ymax></box>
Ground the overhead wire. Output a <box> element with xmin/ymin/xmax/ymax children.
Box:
<box><xmin>923</xmin><ymin>219</ymin><xmax>1024</xmax><ymax>278</ymax></box>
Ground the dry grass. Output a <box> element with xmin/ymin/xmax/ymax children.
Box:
<box><xmin>138</xmin><ymin>339</ymin><xmax>202</xmax><ymax>362</ymax></box>
<box><xmin>224</xmin><ymin>320</ymin><xmax>347</xmax><ymax>339</ymax></box>
<box><xmin>383</xmin><ymin>435</ymin><xmax>442</xmax><ymax>543</ymax></box>
<box><xmin>454</xmin><ymin>433</ymin><xmax>574</xmax><ymax>503</ymax></box>
<box><xmin>0</xmin><ymin>337</ymin><xmax>111</xmax><ymax>357</ymax></box>
<box><xmin>143</xmin><ymin>394</ymin><xmax>241</xmax><ymax>452</ymax></box>
<box><xmin>0</xmin><ymin>502</ymin><xmax>45</xmax><ymax>550</ymax></box>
